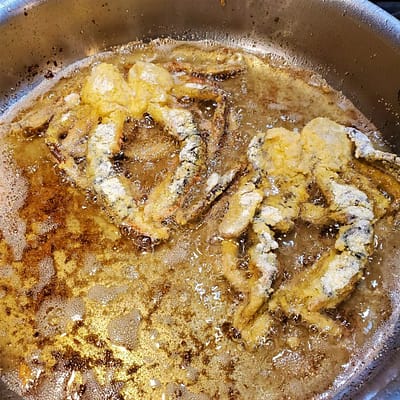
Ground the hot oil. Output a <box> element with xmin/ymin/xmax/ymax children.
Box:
<box><xmin>120</xmin><ymin>122</ymin><xmax>179</xmax><ymax>198</ymax></box>
<box><xmin>0</xmin><ymin>40</ymin><xmax>398</xmax><ymax>399</ymax></box>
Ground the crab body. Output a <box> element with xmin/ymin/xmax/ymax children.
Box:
<box><xmin>14</xmin><ymin>49</ymin><xmax>246</xmax><ymax>243</ymax></box>
<box><xmin>219</xmin><ymin>117</ymin><xmax>399</xmax><ymax>346</ymax></box>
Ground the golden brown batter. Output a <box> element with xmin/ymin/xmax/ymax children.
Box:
<box><xmin>0</xmin><ymin>40</ymin><xmax>399</xmax><ymax>400</ymax></box>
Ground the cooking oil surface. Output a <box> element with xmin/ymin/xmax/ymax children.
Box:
<box><xmin>0</xmin><ymin>40</ymin><xmax>399</xmax><ymax>400</ymax></box>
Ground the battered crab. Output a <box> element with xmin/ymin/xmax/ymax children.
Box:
<box><xmin>12</xmin><ymin>48</ymin><xmax>245</xmax><ymax>243</ymax></box>
<box><xmin>219</xmin><ymin>117</ymin><xmax>400</xmax><ymax>346</ymax></box>
<box><xmin>9</xmin><ymin>45</ymin><xmax>400</xmax><ymax>349</ymax></box>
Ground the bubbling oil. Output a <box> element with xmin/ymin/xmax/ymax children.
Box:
<box><xmin>0</xmin><ymin>40</ymin><xmax>399</xmax><ymax>400</ymax></box>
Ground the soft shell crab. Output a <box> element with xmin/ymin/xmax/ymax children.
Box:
<box><xmin>219</xmin><ymin>117</ymin><xmax>400</xmax><ymax>346</ymax></box>
<box><xmin>7</xmin><ymin>44</ymin><xmax>400</xmax><ymax>351</ymax></box>
<box><xmin>11</xmin><ymin>47</ymin><xmax>245</xmax><ymax>243</ymax></box>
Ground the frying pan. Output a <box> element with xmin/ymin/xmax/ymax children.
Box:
<box><xmin>0</xmin><ymin>0</ymin><xmax>400</xmax><ymax>398</ymax></box>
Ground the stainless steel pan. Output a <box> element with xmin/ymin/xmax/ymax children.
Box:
<box><xmin>1</xmin><ymin>0</ymin><xmax>400</xmax><ymax>398</ymax></box>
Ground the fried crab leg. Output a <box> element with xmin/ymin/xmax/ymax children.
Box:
<box><xmin>269</xmin><ymin>177</ymin><xmax>375</xmax><ymax>335</ymax></box>
<box><xmin>219</xmin><ymin>128</ymin><xmax>308</xmax><ymax>345</ymax></box>
<box><xmin>165</xmin><ymin>46</ymin><xmax>246</xmax><ymax>160</ymax></box>
<box><xmin>142</xmin><ymin>105</ymin><xmax>205</xmax><ymax>223</ymax></box>
<box><xmin>44</xmin><ymin>104</ymin><xmax>98</xmax><ymax>189</ymax></box>
<box><xmin>173</xmin><ymin>107</ymin><xmax>248</xmax><ymax>226</ymax></box>
<box><xmin>346</xmin><ymin>127</ymin><xmax>400</xmax><ymax>180</ymax></box>
<box><xmin>171</xmin><ymin>76</ymin><xmax>230</xmax><ymax>161</ymax></box>
<box><xmin>163</xmin><ymin>45</ymin><xmax>245</xmax><ymax>81</ymax></box>
<box><xmin>175</xmin><ymin>167</ymin><xmax>241</xmax><ymax>225</ymax></box>
<box><xmin>218</xmin><ymin>179</ymin><xmax>272</xmax><ymax>346</ymax></box>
